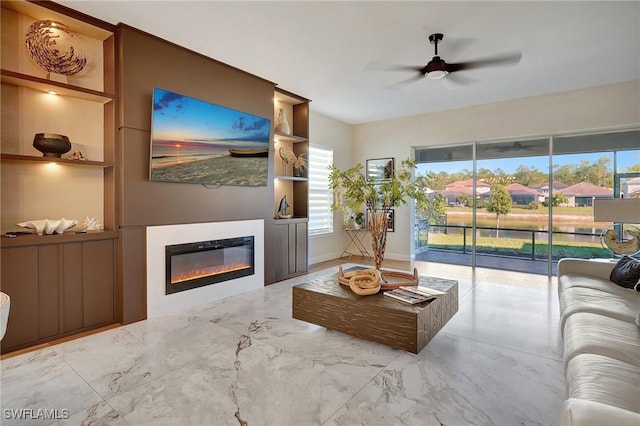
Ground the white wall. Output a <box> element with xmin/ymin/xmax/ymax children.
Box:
<box><xmin>351</xmin><ymin>80</ymin><xmax>640</xmax><ymax>262</ymax></box>
<box><xmin>307</xmin><ymin>111</ymin><xmax>353</xmax><ymax>265</ymax></box>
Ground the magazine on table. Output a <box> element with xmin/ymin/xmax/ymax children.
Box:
<box><xmin>398</xmin><ymin>285</ymin><xmax>446</xmax><ymax>298</ymax></box>
<box><xmin>384</xmin><ymin>288</ymin><xmax>433</xmax><ymax>304</ymax></box>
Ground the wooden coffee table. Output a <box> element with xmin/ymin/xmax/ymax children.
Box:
<box><xmin>292</xmin><ymin>272</ymin><xmax>458</xmax><ymax>353</ymax></box>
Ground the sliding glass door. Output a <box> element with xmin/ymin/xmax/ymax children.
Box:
<box><xmin>553</xmin><ymin>131</ymin><xmax>640</xmax><ymax>265</ymax></box>
<box><xmin>474</xmin><ymin>139</ymin><xmax>550</xmax><ymax>274</ymax></box>
<box><xmin>414</xmin><ymin>129</ymin><xmax>640</xmax><ymax>276</ymax></box>
<box><xmin>415</xmin><ymin>145</ymin><xmax>474</xmax><ymax>266</ymax></box>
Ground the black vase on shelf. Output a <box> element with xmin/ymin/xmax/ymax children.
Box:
<box><xmin>33</xmin><ymin>133</ymin><xmax>72</xmax><ymax>158</ymax></box>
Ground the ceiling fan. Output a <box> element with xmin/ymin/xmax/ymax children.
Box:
<box><xmin>384</xmin><ymin>33</ymin><xmax>522</xmax><ymax>85</ymax></box>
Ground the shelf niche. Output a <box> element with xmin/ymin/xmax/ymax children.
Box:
<box><xmin>273</xmin><ymin>88</ymin><xmax>309</xmax><ymax>220</ymax></box>
<box><xmin>1</xmin><ymin>1</ymin><xmax>116</xmax><ymax>235</ymax></box>
<box><xmin>269</xmin><ymin>88</ymin><xmax>310</xmax><ymax>284</ymax></box>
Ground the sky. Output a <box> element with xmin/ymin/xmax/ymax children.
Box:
<box><xmin>151</xmin><ymin>88</ymin><xmax>270</xmax><ymax>142</ymax></box>
<box><xmin>417</xmin><ymin>151</ymin><xmax>640</xmax><ymax>176</ymax></box>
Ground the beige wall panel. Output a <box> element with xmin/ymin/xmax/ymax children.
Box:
<box><xmin>117</xmin><ymin>25</ymin><xmax>276</xmax><ymax>227</ymax></box>
<box><xmin>119</xmin><ymin>227</ymin><xmax>147</xmax><ymax>324</ymax></box>
<box><xmin>0</xmin><ymin>85</ymin><xmax>104</xmax><ymax>159</ymax></box>
<box><xmin>1</xmin><ymin>162</ymin><xmax>104</xmax><ymax>232</ymax></box>
<box><xmin>118</xmin><ymin>25</ymin><xmax>274</xmax><ymax>132</ymax></box>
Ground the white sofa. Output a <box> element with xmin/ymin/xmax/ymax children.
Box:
<box><xmin>557</xmin><ymin>258</ymin><xmax>640</xmax><ymax>426</ymax></box>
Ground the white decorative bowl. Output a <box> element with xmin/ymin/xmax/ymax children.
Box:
<box><xmin>17</xmin><ymin>218</ymin><xmax>77</xmax><ymax>235</ymax></box>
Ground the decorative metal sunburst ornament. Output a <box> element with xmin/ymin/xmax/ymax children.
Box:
<box><xmin>25</xmin><ymin>20</ymin><xmax>87</xmax><ymax>76</ymax></box>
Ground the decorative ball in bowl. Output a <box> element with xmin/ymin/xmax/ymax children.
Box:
<box><xmin>33</xmin><ymin>133</ymin><xmax>71</xmax><ymax>158</ymax></box>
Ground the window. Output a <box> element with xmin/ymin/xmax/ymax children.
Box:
<box><xmin>308</xmin><ymin>145</ymin><xmax>333</xmax><ymax>235</ymax></box>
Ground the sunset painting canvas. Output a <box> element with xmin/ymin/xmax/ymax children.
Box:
<box><xmin>149</xmin><ymin>87</ymin><xmax>271</xmax><ymax>186</ymax></box>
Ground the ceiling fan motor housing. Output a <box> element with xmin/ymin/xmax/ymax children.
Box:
<box><xmin>424</xmin><ymin>56</ymin><xmax>448</xmax><ymax>79</ymax></box>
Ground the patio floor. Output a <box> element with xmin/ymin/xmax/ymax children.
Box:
<box><xmin>414</xmin><ymin>249</ymin><xmax>558</xmax><ymax>276</ymax></box>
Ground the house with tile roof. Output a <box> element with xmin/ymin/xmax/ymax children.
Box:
<box><xmin>505</xmin><ymin>183</ymin><xmax>540</xmax><ymax>205</ymax></box>
<box><xmin>443</xmin><ymin>180</ymin><xmax>491</xmax><ymax>206</ymax></box>
<box><xmin>529</xmin><ymin>182</ymin><xmax>569</xmax><ymax>199</ymax></box>
<box><xmin>557</xmin><ymin>182</ymin><xmax>613</xmax><ymax>207</ymax></box>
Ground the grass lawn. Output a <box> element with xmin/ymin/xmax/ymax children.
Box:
<box><xmin>424</xmin><ymin>232</ymin><xmax>609</xmax><ymax>259</ymax></box>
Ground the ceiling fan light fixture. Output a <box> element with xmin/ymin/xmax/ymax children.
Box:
<box><xmin>424</xmin><ymin>55</ymin><xmax>448</xmax><ymax>79</ymax></box>
<box><xmin>427</xmin><ymin>70</ymin><xmax>448</xmax><ymax>80</ymax></box>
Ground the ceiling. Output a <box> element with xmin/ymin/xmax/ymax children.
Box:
<box><xmin>58</xmin><ymin>1</ymin><xmax>640</xmax><ymax>125</ymax></box>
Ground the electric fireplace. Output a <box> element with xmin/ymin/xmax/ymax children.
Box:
<box><xmin>165</xmin><ymin>236</ymin><xmax>254</xmax><ymax>295</ymax></box>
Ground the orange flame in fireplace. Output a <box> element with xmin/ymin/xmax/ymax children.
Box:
<box><xmin>171</xmin><ymin>262</ymin><xmax>251</xmax><ymax>284</ymax></box>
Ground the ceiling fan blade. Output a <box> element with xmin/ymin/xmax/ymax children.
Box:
<box><xmin>384</xmin><ymin>74</ymin><xmax>424</xmax><ymax>90</ymax></box>
<box><xmin>446</xmin><ymin>52</ymin><xmax>522</xmax><ymax>72</ymax></box>
<box><xmin>365</xmin><ymin>61</ymin><xmax>424</xmax><ymax>73</ymax></box>
<box><xmin>387</xmin><ymin>65</ymin><xmax>426</xmax><ymax>73</ymax></box>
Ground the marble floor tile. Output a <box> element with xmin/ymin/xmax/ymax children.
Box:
<box><xmin>326</xmin><ymin>333</ymin><xmax>564</xmax><ymax>426</ymax></box>
<box><xmin>52</xmin><ymin>313</ymin><xmax>240</xmax><ymax>399</ymax></box>
<box><xmin>107</xmin><ymin>337</ymin><xmax>369</xmax><ymax>426</ymax></box>
<box><xmin>444</xmin><ymin>280</ymin><xmax>564</xmax><ymax>360</ymax></box>
<box><xmin>50</xmin><ymin>401</ymin><xmax>128</xmax><ymax>426</ymax></box>
<box><xmin>1</xmin><ymin>263</ymin><xmax>564</xmax><ymax>426</ymax></box>
<box><xmin>250</xmin><ymin>318</ymin><xmax>402</xmax><ymax>383</ymax></box>
<box><xmin>0</xmin><ymin>348</ymin><xmax>103</xmax><ymax>426</ymax></box>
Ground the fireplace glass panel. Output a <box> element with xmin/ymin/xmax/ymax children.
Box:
<box><xmin>166</xmin><ymin>236</ymin><xmax>254</xmax><ymax>294</ymax></box>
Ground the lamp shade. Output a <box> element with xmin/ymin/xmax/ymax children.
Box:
<box><xmin>593</xmin><ymin>198</ymin><xmax>640</xmax><ymax>223</ymax></box>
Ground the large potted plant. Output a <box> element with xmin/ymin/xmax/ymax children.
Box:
<box><xmin>329</xmin><ymin>159</ymin><xmax>427</xmax><ymax>271</ymax></box>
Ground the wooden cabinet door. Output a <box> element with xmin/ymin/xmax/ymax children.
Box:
<box><xmin>273</xmin><ymin>220</ymin><xmax>308</xmax><ymax>281</ymax></box>
<box><xmin>0</xmin><ymin>240</ymin><xmax>115</xmax><ymax>354</ymax></box>
<box><xmin>288</xmin><ymin>223</ymin><xmax>297</xmax><ymax>274</ymax></box>
<box><xmin>274</xmin><ymin>223</ymin><xmax>290</xmax><ymax>281</ymax></box>
<box><xmin>62</xmin><ymin>240</ymin><xmax>115</xmax><ymax>331</ymax></box>
<box><xmin>38</xmin><ymin>245</ymin><xmax>61</xmax><ymax>339</ymax></box>
<box><xmin>295</xmin><ymin>221</ymin><xmax>308</xmax><ymax>273</ymax></box>
<box><xmin>83</xmin><ymin>240</ymin><xmax>115</xmax><ymax>327</ymax></box>
<box><xmin>0</xmin><ymin>247</ymin><xmax>39</xmax><ymax>349</ymax></box>
<box><xmin>62</xmin><ymin>243</ymin><xmax>84</xmax><ymax>332</ymax></box>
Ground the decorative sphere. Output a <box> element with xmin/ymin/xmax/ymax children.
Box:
<box><xmin>33</xmin><ymin>133</ymin><xmax>71</xmax><ymax>158</ymax></box>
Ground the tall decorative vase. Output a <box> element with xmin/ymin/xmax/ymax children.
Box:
<box><xmin>369</xmin><ymin>210</ymin><xmax>389</xmax><ymax>270</ymax></box>
<box><xmin>275</xmin><ymin>108</ymin><xmax>291</xmax><ymax>134</ymax></box>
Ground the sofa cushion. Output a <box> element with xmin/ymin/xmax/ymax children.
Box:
<box><xmin>563</xmin><ymin>312</ymin><xmax>640</xmax><ymax>368</ymax></box>
<box><xmin>610</xmin><ymin>256</ymin><xmax>640</xmax><ymax>290</ymax></box>
<box><xmin>559</xmin><ymin>286</ymin><xmax>640</xmax><ymax>331</ymax></box>
<box><xmin>561</xmin><ymin>398</ymin><xmax>640</xmax><ymax>426</ymax></box>
<box><xmin>566</xmin><ymin>354</ymin><xmax>640</xmax><ymax>415</ymax></box>
<box><xmin>559</xmin><ymin>272</ymin><xmax>636</xmax><ymax>297</ymax></box>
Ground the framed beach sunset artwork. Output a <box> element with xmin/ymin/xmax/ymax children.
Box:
<box><xmin>149</xmin><ymin>87</ymin><xmax>271</xmax><ymax>186</ymax></box>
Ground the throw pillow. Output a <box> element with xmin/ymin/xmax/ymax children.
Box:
<box><xmin>609</xmin><ymin>256</ymin><xmax>640</xmax><ymax>290</ymax></box>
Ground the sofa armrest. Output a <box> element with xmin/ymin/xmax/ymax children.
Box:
<box><xmin>562</xmin><ymin>399</ymin><xmax>640</xmax><ymax>426</ymax></box>
<box><xmin>558</xmin><ymin>258</ymin><xmax>617</xmax><ymax>281</ymax></box>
